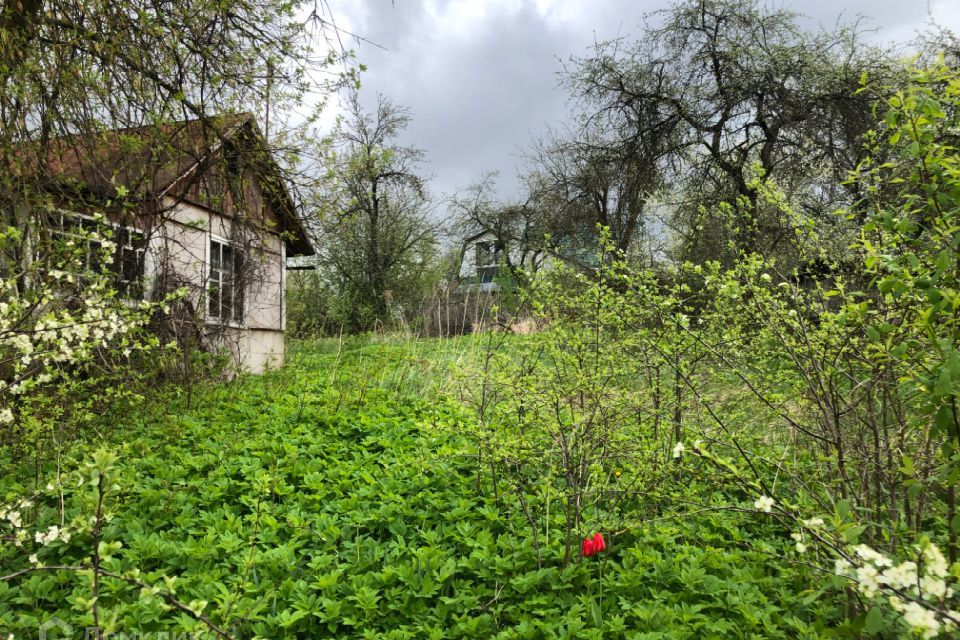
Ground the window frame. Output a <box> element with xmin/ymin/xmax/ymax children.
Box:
<box><xmin>206</xmin><ymin>234</ymin><xmax>245</xmax><ymax>326</ymax></box>
<box><xmin>474</xmin><ymin>240</ymin><xmax>497</xmax><ymax>268</ymax></box>
<box><xmin>46</xmin><ymin>209</ymin><xmax>147</xmax><ymax>299</ymax></box>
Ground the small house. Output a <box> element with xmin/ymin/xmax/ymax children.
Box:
<box><xmin>457</xmin><ymin>229</ymin><xmax>548</xmax><ymax>292</ymax></box>
<box><xmin>29</xmin><ymin>114</ymin><xmax>314</xmax><ymax>373</ymax></box>
<box><xmin>458</xmin><ymin>230</ymin><xmax>504</xmax><ymax>291</ymax></box>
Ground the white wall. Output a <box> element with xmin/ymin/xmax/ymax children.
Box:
<box><xmin>149</xmin><ymin>199</ymin><xmax>287</xmax><ymax>374</ymax></box>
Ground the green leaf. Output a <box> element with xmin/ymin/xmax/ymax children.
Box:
<box><xmin>950</xmin><ymin>514</ymin><xmax>960</xmax><ymax>534</ymax></box>
<box><xmin>935</xmin><ymin>405</ymin><xmax>956</xmax><ymax>435</ymax></box>
<box><xmin>900</xmin><ymin>455</ymin><xmax>915</xmax><ymax>476</ymax></box>
<box><xmin>589</xmin><ymin>597</ymin><xmax>603</xmax><ymax>628</ymax></box>
<box><xmin>837</xmin><ymin>499</ymin><xmax>851</xmax><ymax>519</ymax></box>
<box><xmin>844</xmin><ymin>526</ymin><xmax>866</xmax><ymax>543</ymax></box>
<box><xmin>864</xmin><ymin>607</ymin><xmax>884</xmax><ymax>635</ymax></box>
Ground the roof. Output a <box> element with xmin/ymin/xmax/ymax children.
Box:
<box><xmin>34</xmin><ymin>113</ymin><xmax>314</xmax><ymax>256</ymax></box>
<box><xmin>462</xmin><ymin>229</ymin><xmax>498</xmax><ymax>244</ymax></box>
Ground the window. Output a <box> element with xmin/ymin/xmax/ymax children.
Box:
<box><xmin>475</xmin><ymin>240</ymin><xmax>499</xmax><ymax>268</ymax></box>
<box><xmin>115</xmin><ymin>227</ymin><xmax>146</xmax><ymax>299</ymax></box>
<box><xmin>474</xmin><ymin>240</ymin><xmax>501</xmax><ymax>283</ymax></box>
<box><xmin>47</xmin><ymin>211</ymin><xmax>145</xmax><ymax>298</ymax></box>
<box><xmin>208</xmin><ymin>238</ymin><xmax>244</xmax><ymax>323</ymax></box>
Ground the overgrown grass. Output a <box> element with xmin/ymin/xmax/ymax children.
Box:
<box><xmin>1</xmin><ymin>337</ymin><xmax>852</xmax><ymax>638</ymax></box>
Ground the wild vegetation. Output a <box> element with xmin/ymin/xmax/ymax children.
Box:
<box><xmin>0</xmin><ymin>339</ymin><xmax>892</xmax><ymax>638</ymax></box>
<box><xmin>5</xmin><ymin>0</ymin><xmax>960</xmax><ymax>637</ymax></box>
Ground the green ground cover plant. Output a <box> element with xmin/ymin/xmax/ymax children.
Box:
<box><xmin>2</xmin><ymin>337</ymin><xmax>849</xmax><ymax>639</ymax></box>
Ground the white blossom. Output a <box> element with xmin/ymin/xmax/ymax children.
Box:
<box><xmin>857</xmin><ymin>564</ymin><xmax>881</xmax><ymax>598</ymax></box>
<box><xmin>855</xmin><ymin>544</ymin><xmax>892</xmax><ymax>567</ymax></box>
<box><xmin>35</xmin><ymin>525</ymin><xmax>63</xmax><ymax>545</ymax></box>
<box><xmin>923</xmin><ymin>543</ymin><xmax>949</xmax><ymax>579</ymax></box>
<box><xmin>754</xmin><ymin>495</ymin><xmax>774</xmax><ymax>512</ymax></box>
<box><xmin>881</xmin><ymin>561</ymin><xmax>918</xmax><ymax>590</ymax></box>
<box><xmin>901</xmin><ymin>600</ymin><xmax>941</xmax><ymax>639</ymax></box>
<box><xmin>834</xmin><ymin>557</ymin><xmax>852</xmax><ymax>576</ymax></box>
<box><xmin>921</xmin><ymin>576</ymin><xmax>948</xmax><ymax>601</ymax></box>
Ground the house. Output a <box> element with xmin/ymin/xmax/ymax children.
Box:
<box><xmin>32</xmin><ymin>113</ymin><xmax>314</xmax><ymax>373</ymax></box>
<box><xmin>458</xmin><ymin>230</ymin><xmax>504</xmax><ymax>292</ymax></box>
<box><xmin>457</xmin><ymin>229</ymin><xmax>547</xmax><ymax>292</ymax></box>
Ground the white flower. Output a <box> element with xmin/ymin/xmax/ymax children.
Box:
<box><xmin>0</xmin><ymin>408</ymin><xmax>12</xmax><ymax>424</ymax></box>
<box><xmin>28</xmin><ymin>554</ymin><xmax>38</xmax><ymax>564</ymax></box>
<box><xmin>796</xmin><ymin>542</ymin><xmax>807</xmax><ymax>553</ymax></box>
<box><xmin>754</xmin><ymin>495</ymin><xmax>774</xmax><ymax>512</ymax></box>
<box><xmin>672</xmin><ymin>442</ymin><xmax>685</xmax><ymax>458</ymax></box>
<box><xmin>921</xmin><ymin>576</ymin><xmax>948</xmax><ymax>601</ymax></box>
<box><xmin>881</xmin><ymin>561</ymin><xmax>918</xmax><ymax>591</ymax></box>
<box><xmin>834</xmin><ymin>557</ymin><xmax>852</xmax><ymax>576</ymax></box>
<box><xmin>922</xmin><ymin>542</ymin><xmax>949</xmax><ymax>578</ymax></box>
<box><xmin>857</xmin><ymin>564</ymin><xmax>881</xmax><ymax>598</ymax></box>
<box><xmin>855</xmin><ymin>544</ymin><xmax>892</xmax><ymax>567</ymax></box>
<box><xmin>901</xmin><ymin>600</ymin><xmax>941</xmax><ymax>639</ymax></box>
<box><xmin>801</xmin><ymin>517</ymin><xmax>824</xmax><ymax>528</ymax></box>
<box><xmin>35</xmin><ymin>525</ymin><xmax>64</xmax><ymax>545</ymax></box>
<box><xmin>6</xmin><ymin>510</ymin><xmax>21</xmax><ymax>528</ymax></box>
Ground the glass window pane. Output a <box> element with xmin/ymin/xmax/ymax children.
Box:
<box><xmin>221</xmin><ymin>276</ymin><xmax>232</xmax><ymax>320</ymax></box>
<box><xmin>121</xmin><ymin>248</ymin><xmax>138</xmax><ymax>282</ymax></box>
<box><xmin>222</xmin><ymin>245</ymin><xmax>233</xmax><ymax>277</ymax></box>
<box><xmin>208</xmin><ymin>272</ymin><xmax>221</xmax><ymax>317</ymax></box>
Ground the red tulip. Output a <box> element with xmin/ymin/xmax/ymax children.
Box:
<box><xmin>582</xmin><ymin>537</ymin><xmax>596</xmax><ymax>557</ymax></box>
<box><xmin>593</xmin><ymin>532</ymin><xmax>606</xmax><ymax>553</ymax></box>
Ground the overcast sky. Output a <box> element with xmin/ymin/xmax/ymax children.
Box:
<box><xmin>322</xmin><ymin>0</ymin><xmax>960</xmax><ymax>203</ymax></box>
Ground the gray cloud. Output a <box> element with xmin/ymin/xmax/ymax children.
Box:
<box><xmin>327</xmin><ymin>0</ymin><xmax>960</xmax><ymax>204</ymax></box>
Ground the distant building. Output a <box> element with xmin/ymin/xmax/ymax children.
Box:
<box><xmin>458</xmin><ymin>230</ymin><xmax>504</xmax><ymax>291</ymax></box>
<box><xmin>457</xmin><ymin>229</ymin><xmax>549</xmax><ymax>292</ymax></box>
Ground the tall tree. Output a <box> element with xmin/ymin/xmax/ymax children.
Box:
<box><xmin>312</xmin><ymin>91</ymin><xmax>437</xmax><ymax>330</ymax></box>
<box><xmin>524</xmin><ymin>117</ymin><xmax>675</xmax><ymax>267</ymax></box>
<box><xmin>564</xmin><ymin>0</ymin><xmax>899</xmax><ymax>266</ymax></box>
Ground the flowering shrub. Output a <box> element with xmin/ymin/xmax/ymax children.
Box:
<box><xmin>677</xmin><ymin>434</ymin><xmax>960</xmax><ymax>637</ymax></box>
<box><xmin>1</xmin><ymin>216</ymin><xmax>178</xmax><ymax>455</ymax></box>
